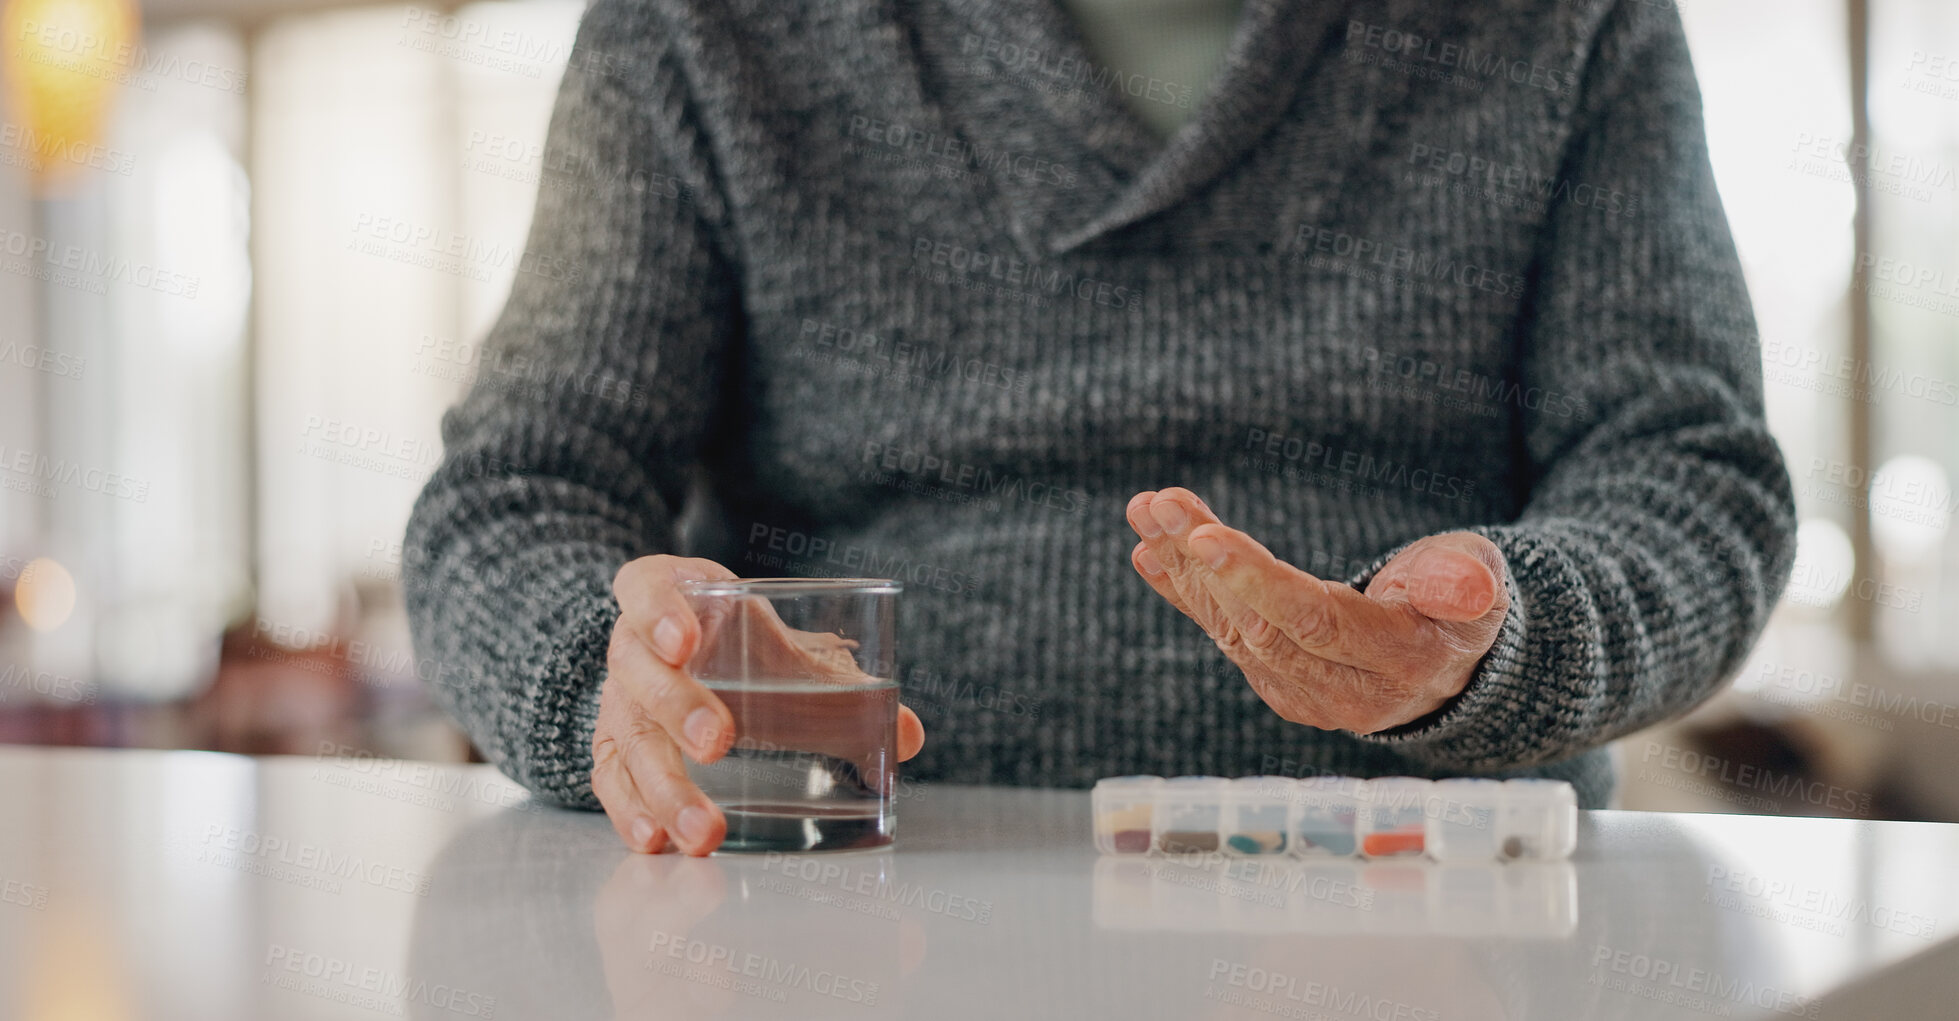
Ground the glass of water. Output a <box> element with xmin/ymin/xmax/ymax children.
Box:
<box><xmin>675</xmin><ymin>577</ymin><xmax>901</xmax><ymax>853</ymax></box>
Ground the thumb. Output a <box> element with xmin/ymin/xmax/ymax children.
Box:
<box><xmin>1393</xmin><ymin>535</ymin><xmax>1505</xmax><ymax>623</ymax></box>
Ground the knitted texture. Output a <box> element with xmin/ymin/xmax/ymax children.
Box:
<box><xmin>403</xmin><ymin>0</ymin><xmax>1797</xmax><ymax>811</ymax></box>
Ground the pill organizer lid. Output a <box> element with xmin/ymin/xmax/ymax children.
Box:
<box><xmin>1229</xmin><ymin>776</ymin><xmax>1292</xmax><ymax>801</ymax></box>
<box><xmin>1092</xmin><ymin>775</ymin><xmax>1164</xmax><ymax>795</ymax></box>
<box><xmin>1296</xmin><ymin>775</ymin><xmax>1366</xmax><ymax>797</ymax></box>
<box><xmin>1502</xmin><ymin>778</ymin><xmax>1576</xmax><ymax>806</ymax></box>
<box><xmin>1362</xmin><ymin>776</ymin><xmax>1433</xmax><ymax>806</ymax></box>
<box><xmin>1432</xmin><ymin>777</ymin><xmax>1500</xmax><ymax>799</ymax></box>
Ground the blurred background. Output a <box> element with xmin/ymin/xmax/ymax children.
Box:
<box><xmin>0</xmin><ymin>0</ymin><xmax>1953</xmax><ymax>820</ymax></box>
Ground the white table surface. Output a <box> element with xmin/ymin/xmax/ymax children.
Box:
<box><xmin>1</xmin><ymin>745</ymin><xmax>1955</xmax><ymax>1020</ymax></box>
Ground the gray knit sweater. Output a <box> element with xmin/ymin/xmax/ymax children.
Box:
<box><xmin>403</xmin><ymin>0</ymin><xmax>1797</xmax><ymax>811</ymax></box>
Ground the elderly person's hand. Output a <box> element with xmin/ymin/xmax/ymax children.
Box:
<box><xmin>1126</xmin><ymin>488</ymin><xmax>1509</xmax><ymax>735</ymax></box>
<box><xmin>597</xmin><ymin>554</ymin><xmax>926</xmax><ymax>856</ymax></box>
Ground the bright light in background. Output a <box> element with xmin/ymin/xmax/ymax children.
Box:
<box><xmin>0</xmin><ymin>0</ymin><xmax>140</xmax><ymax>194</ymax></box>
<box><xmin>153</xmin><ymin>131</ymin><xmax>252</xmax><ymax>354</ymax></box>
<box><xmin>1785</xmin><ymin>518</ymin><xmax>1855</xmax><ymax>612</ymax></box>
<box><xmin>1869</xmin><ymin>454</ymin><xmax>1952</xmax><ymax>560</ymax></box>
<box><xmin>14</xmin><ymin>556</ymin><xmax>76</xmax><ymax>631</ymax></box>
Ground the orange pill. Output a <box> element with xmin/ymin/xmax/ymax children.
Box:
<box><xmin>1362</xmin><ymin>831</ymin><xmax>1425</xmax><ymax>857</ymax></box>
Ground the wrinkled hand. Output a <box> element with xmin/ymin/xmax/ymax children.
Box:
<box><xmin>594</xmin><ymin>555</ymin><xmax>926</xmax><ymax>856</ymax></box>
<box><xmin>1125</xmin><ymin>488</ymin><xmax>1509</xmax><ymax>735</ymax></box>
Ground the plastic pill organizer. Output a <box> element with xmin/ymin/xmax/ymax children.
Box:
<box><xmin>1093</xmin><ymin>775</ymin><xmax>1576</xmax><ymax>862</ymax></box>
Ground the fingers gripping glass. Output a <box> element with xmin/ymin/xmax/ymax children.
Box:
<box><xmin>675</xmin><ymin>578</ymin><xmax>901</xmax><ymax>852</ymax></box>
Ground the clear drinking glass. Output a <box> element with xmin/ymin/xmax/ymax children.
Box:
<box><xmin>675</xmin><ymin>577</ymin><xmax>901</xmax><ymax>852</ymax></box>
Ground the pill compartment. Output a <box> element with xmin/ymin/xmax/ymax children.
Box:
<box><xmin>1357</xmin><ymin>778</ymin><xmax>1431</xmax><ymax>858</ymax></box>
<box><xmin>1496</xmin><ymin>778</ymin><xmax>1578</xmax><ymax>860</ymax></box>
<box><xmin>1223</xmin><ymin>776</ymin><xmax>1292</xmax><ymax>855</ymax></box>
<box><xmin>1426</xmin><ymin>778</ymin><xmax>1504</xmax><ymax>862</ymax></box>
<box><xmin>1153</xmin><ymin>776</ymin><xmax>1228</xmax><ymax>854</ymax></box>
<box><xmin>1288</xmin><ymin>776</ymin><xmax>1362</xmax><ymax>857</ymax></box>
<box><xmin>1092</xmin><ymin>775</ymin><xmax>1163</xmax><ymax>855</ymax></box>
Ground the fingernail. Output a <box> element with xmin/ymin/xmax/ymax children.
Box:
<box><xmin>1137</xmin><ymin>547</ymin><xmax>1165</xmax><ymax>575</ymax></box>
<box><xmin>677</xmin><ymin>804</ymin><xmax>711</xmax><ymax>846</ymax></box>
<box><xmin>652</xmin><ymin>615</ymin><xmax>687</xmax><ymax>663</ymax></box>
<box><xmin>1150</xmin><ymin>501</ymin><xmax>1188</xmax><ymax>534</ymax></box>
<box><xmin>630</xmin><ymin>816</ymin><xmax>656</xmax><ymax>849</ymax></box>
<box><xmin>1188</xmin><ymin>534</ymin><xmax>1228</xmax><ymax>569</ymax></box>
<box><xmin>1132</xmin><ymin>507</ymin><xmax>1163</xmax><ymax>538</ymax></box>
<box><xmin>684</xmin><ymin>707</ymin><xmax>721</xmax><ymax>756</ymax></box>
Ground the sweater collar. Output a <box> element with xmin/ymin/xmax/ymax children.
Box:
<box><xmin>910</xmin><ymin>0</ymin><xmax>1352</xmax><ymax>257</ymax></box>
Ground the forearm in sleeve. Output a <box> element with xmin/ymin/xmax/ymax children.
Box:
<box><xmin>404</xmin><ymin>0</ymin><xmax>738</xmax><ymax>806</ymax></box>
<box><xmin>1351</xmin><ymin>0</ymin><xmax>1798</xmax><ymax>770</ymax></box>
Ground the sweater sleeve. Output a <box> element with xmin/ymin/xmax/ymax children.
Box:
<box><xmin>402</xmin><ymin>0</ymin><xmax>738</xmax><ymax>807</ymax></box>
<box><xmin>1346</xmin><ymin>0</ymin><xmax>1797</xmax><ymax>770</ymax></box>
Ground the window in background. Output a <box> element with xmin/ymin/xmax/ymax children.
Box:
<box><xmin>1632</xmin><ymin>0</ymin><xmax>1959</xmax><ymax>822</ymax></box>
<box><xmin>251</xmin><ymin>0</ymin><xmax>580</xmax><ymax>698</ymax></box>
<box><xmin>1675</xmin><ymin>0</ymin><xmax>1856</xmax><ymax>692</ymax></box>
<box><xmin>1</xmin><ymin>21</ymin><xmax>252</xmax><ymax>706</ymax></box>
<box><xmin>1865</xmin><ymin>0</ymin><xmax>1958</xmax><ymax>672</ymax></box>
